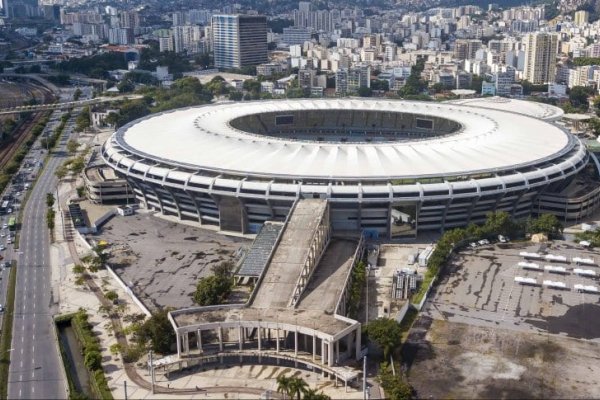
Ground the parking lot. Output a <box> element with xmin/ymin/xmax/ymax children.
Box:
<box><xmin>93</xmin><ymin>212</ymin><xmax>250</xmax><ymax>310</ymax></box>
<box><xmin>424</xmin><ymin>240</ymin><xmax>600</xmax><ymax>340</ymax></box>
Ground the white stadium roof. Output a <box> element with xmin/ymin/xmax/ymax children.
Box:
<box><xmin>446</xmin><ymin>96</ymin><xmax>564</xmax><ymax>121</ymax></box>
<box><xmin>114</xmin><ymin>99</ymin><xmax>572</xmax><ymax>180</ymax></box>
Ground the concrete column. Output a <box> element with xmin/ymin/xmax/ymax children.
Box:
<box><xmin>176</xmin><ymin>332</ymin><xmax>181</xmax><ymax>358</ymax></box>
<box><xmin>328</xmin><ymin>340</ymin><xmax>334</xmax><ymax>367</ymax></box>
<box><xmin>258</xmin><ymin>327</ymin><xmax>262</xmax><ymax>352</ymax></box>
<box><xmin>218</xmin><ymin>327</ymin><xmax>224</xmax><ymax>352</ymax></box>
<box><xmin>346</xmin><ymin>334</ymin><xmax>352</xmax><ymax>358</ymax></box>
<box><xmin>239</xmin><ymin>327</ymin><xmax>243</xmax><ymax>351</ymax></box>
<box><xmin>184</xmin><ymin>333</ymin><xmax>189</xmax><ymax>354</ymax></box>
<box><xmin>197</xmin><ymin>330</ymin><xmax>203</xmax><ymax>352</ymax></box>
<box><xmin>355</xmin><ymin>328</ymin><xmax>361</xmax><ymax>359</ymax></box>
<box><xmin>312</xmin><ymin>334</ymin><xmax>317</xmax><ymax>362</ymax></box>
<box><xmin>321</xmin><ymin>340</ymin><xmax>326</xmax><ymax>365</ymax></box>
<box><xmin>294</xmin><ymin>329</ymin><xmax>298</xmax><ymax>357</ymax></box>
<box><xmin>335</xmin><ymin>340</ymin><xmax>339</xmax><ymax>364</ymax></box>
<box><xmin>276</xmin><ymin>329</ymin><xmax>280</xmax><ymax>353</ymax></box>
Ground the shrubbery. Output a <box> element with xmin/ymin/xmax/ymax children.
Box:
<box><xmin>346</xmin><ymin>261</ymin><xmax>366</xmax><ymax>318</ymax></box>
<box><xmin>413</xmin><ymin>212</ymin><xmax>564</xmax><ymax>303</ymax></box>
<box><xmin>71</xmin><ymin>310</ymin><xmax>113</xmax><ymax>399</ymax></box>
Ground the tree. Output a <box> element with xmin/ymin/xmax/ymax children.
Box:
<box><xmin>589</xmin><ymin>117</ymin><xmax>600</xmax><ymax>136</ymax></box>
<box><xmin>276</xmin><ymin>374</ymin><xmax>293</xmax><ymax>399</ymax></box>
<box><xmin>357</xmin><ymin>86</ymin><xmax>373</xmax><ymax>97</ymax></box>
<box><xmin>288</xmin><ymin>377</ymin><xmax>308</xmax><ymax>400</ymax></box>
<box><xmin>364</xmin><ymin>318</ymin><xmax>402</xmax><ymax>360</ymax></box>
<box><xmin>303</xmin><ymin>388</ymin><xmax>331</xmax><ymax>400</ymax></box>
<box><xmin>73</xmin><ymin>88</ymin><xmax>82</xmax><ymax>101</ymax></box>
<box><xmin>193</xmin><ymin>275</ymin><xmax>232</xmax><ymax>305</ymax></box>
<box><xmin>527</xmin><ymin>214</ymin><xmax>563</xmax><ymax>238</ymax></box>
<box><xmin>569</xmin><ymin>86</ymin><xmax>594</xmax><ymax>110</ymax></box>
<box><xmin>483</xmin><ymin>211</ymin><xmax>521</xmax><ymax>237</ymax></box>
<box><xmin>133</xmin><ymin>309</ymin><xmax>175</xmax><ymax>354</ymax></box>
<box><xmin>193</xmin><ymin>261</ymin><xmax>234</xmax><ymax>305</ymax></box>
<box><xmin>229</xmin><ymin>91</ymin><xmax>243</xmax><ymax>101</ymax></box>
<box><xmin>46</xmin><ymin>193</ymin><xmax>55</xmax><ymax>207</ymax></box>
<box><xmin>67</xmin><ymin>139</ymin><xmax>79</xmax><ymax>154</ymax></box>
<box><xmin>378</xmin><ymin>362</ymin><xmax>413</xmax><ymax>400</ymax></box>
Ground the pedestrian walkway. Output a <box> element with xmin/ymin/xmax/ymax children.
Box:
<box><xmin>54</xmin><ymin>170</ymin><xmax>365</xmax><ymax>399</ymax></box>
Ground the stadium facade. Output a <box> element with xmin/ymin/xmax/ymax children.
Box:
<box><xmin>101</xmin><ymin>98</ymin><xmax>598</xmax><ymax>239</ymax></box>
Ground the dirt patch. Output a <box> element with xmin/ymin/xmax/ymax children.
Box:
<box><xmin>407</xmin><ymin>319</ymin><xmax>600</xmax><ymax>399</ymax></box>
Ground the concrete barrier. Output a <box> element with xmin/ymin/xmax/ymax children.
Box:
<box><xmin>105</xmin><ymin>264</ymin><xmax>152</xmax><ymax>317</ymax></box>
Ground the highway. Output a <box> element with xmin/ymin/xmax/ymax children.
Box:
<box><xmin>6</xmin><ymin>108</ymin><xmax>77</xmax><ymax>398</ymax></box>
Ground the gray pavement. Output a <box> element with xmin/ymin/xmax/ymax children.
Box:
<box><xmin>422</xmin><ymin>241</ymin><xmax>600</xmax><ymax>341</ymax></box>
<box><xmin>7</xmin><ymin>104</ymin><xmax>79</xmax><ymax>399</ymax></box>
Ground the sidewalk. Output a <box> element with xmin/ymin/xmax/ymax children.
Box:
<box><xmin>53</xmin><ymin>171</ymin><xmax>365</xmax><ymax>399</ymax></box>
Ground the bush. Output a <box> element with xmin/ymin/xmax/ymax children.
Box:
<box><xmin>70</xmin><ymin>310</ymin><xmax>113</xmax><ymax>399</ymax></box>
<box><xmin>105</xmin><ymin>290</ymin><xmax>118</xmax><ymax>302</ymax></box>
<box><xmin>84</xmin><ymin>350</ymin><xmax>102</xmax><ymax>370</ymax></box>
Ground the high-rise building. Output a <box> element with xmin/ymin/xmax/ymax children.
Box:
<box><xmin>212</xmin><ymin>14</ymin><xmax>267</xmax><ymax>69</ymax></box>
<box><xmin>3</xmin><ymin>0</ymin><xmax>39</xmax><ymax>18</ymax></box>
<box><xmin>119</xmin><ymin>11</ymin><xmax>140</xmax><ymax>29</ymax></box>
<box><xmin>574</xmin><ymin>10</ymin><xmax>589</xmax><ymax>26</ymax></box>
<box><xmin>523</xmin><ymin>32</ymin><xmax>558</xmax><ymax>84</ymax></box>
<box><xmin>453</xmin><ymin>39</ymin><xmax>482</xmax><ymax>61</ymax></box>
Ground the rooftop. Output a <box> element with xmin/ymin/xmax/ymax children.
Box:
<box><xmin>446</xmin><ymin>96</ymin><xmax>564</xmax><ymax>121</ymax></box>
<box><xmin>112</xmin><ymin>98</ymin><xmax>573</xmax><ymax>180</ymax></box>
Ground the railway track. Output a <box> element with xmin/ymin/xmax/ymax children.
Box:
<box><xmin>0</xmin><ymin>83</ymin><xmax>56</xmax><ymax>171</ymax></box>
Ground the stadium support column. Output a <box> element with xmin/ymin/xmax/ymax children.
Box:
<box><xmin>294</xmin><ymin>329</ymin><xmax>298</xmax><ymax>357</ymax></box>
<box><xmin>197</xmin><ymin>330</ymin><xmax>203</xmax><ymax>353</ymax></box>
<box><xmin>176</xmin><ymin>332</ymin><xmax>182</xmax><ymax>358</ymax></box>
<box><xmin>312</xmin><ymin>334</ymin><xmax>317</xmax><ymax>362</ymax></box>
<box><xmin>276</xmin><ymin>328</ymin><xmax>280</xmax><ymax>353</ymax></box>
<box><xmin>328</xmin><ymin>340</ymin><xmax>334</xmax><ymax>367</ymax></box>
<box><xmin>239</xmin><ymin>327</ymin><xmax>244</xmax><ymax>351</ymax></box>
<box><xmin>218</xmin><ymin>327</ymin><xmax>224</xmax><ymax>352</ymax></box>
<box><xmin>258</xmin><ymin>326</ymin><xmax>262</xmax><ymax>352</ymax></box>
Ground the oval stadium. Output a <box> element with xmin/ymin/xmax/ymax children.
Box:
<box><xmin>101</xmin><ymin>98</ymin><xmax>599</xmax><ymax>240</ymax></box>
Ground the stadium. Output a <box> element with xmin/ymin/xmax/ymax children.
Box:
<box><xmin>101</xmin><ymin>98</ymin><xmax>598</xmax><ymax>239</ymax></box>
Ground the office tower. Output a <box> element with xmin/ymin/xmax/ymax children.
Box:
<box><xmin>523</xmin><ymin>32</ymin><xmax>558</xmax><ymax>84</ymax></box>
<box><xmin>212</xmin><ymin>14</ymin><xmax>267</xmax><ymax>69</ymax></box>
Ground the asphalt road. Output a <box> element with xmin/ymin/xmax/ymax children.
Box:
<box><xmin>7</xmin><ymin>110</ymin><xmax>77</xmax><ymax>399</ymax></box>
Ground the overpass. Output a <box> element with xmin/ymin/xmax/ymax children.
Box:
<box><xmin>0</xmin><ymin>94</ymin><xmax>143</xmax><ymax>115</ymax></box>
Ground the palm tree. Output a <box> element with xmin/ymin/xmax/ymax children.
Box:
<box><xmin>289</xmin><ymin>377</ymin><xmax>309</xmax><ymax>400</ymax></box>
<box><xmin>302</xmin><ymin>388</ymin><xmax>331</xmax><ymax>400</ymax></box>
<box><xmin>276</xmin><ymin>374</ymin><xmax>293</xmax><ymax>399</ymax></box>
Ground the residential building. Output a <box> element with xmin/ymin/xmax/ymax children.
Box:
<box><xmin>335</xmin><ymin>66</ymin><xmax>370</xmax><ymax>94</ymax></box>
<box><xmin>574</xmin><ymin>10</ymin><xmax>589</xmax><ymax>26</ymax></box>
<box><xmin>523</xmin><ymin>32</ymin><xmax>558</xmax><ymax>84</ymax></box>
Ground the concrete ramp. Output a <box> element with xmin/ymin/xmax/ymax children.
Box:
<box><xmin>251</xmin><ymin>199</ymin><xmax>328</xmax><ymax>309</ymax></box>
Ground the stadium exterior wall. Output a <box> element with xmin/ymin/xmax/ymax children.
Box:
<box><xmin>101</xmin><ymin>100</ymin><xmax>591</xmax><ymax>239</ymax></box>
